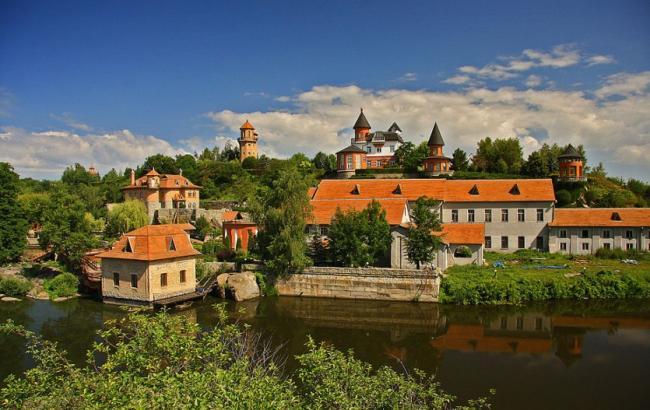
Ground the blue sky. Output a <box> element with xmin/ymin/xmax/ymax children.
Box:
<box><xmin>1</xmin><ymin>0</ymin><xmax>649</xmax><ymax>179</ymax></box>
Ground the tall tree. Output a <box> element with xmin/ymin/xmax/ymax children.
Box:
<box><xmin>138</xmin><ymin>154</ymin><xmax>178</xmax><ymax>176</ymax></box>
<box><xmin>105</xmin><ymin>200</ymin><xmax>149</xmax><ymax>238</ymax></box>
<box><xmin>0</xmin><ymin>163</ymin><xmax>28</xmax><ymax>264</ymax></box>
<box><xmin>471</xmin><ymin>137</ymin><xmax>523</xmax><ymax>174</ymax></box>
<box><xmin>61</xmin><ymin>163</ymin><xmax>100</xmax><ymax>185</ymax></box>
<box><xmin>251</xmin><ymin>166</ymin><xmax>312</xmax><ymax>276</ymax></box>
<box><xmin>394</xmin><ymin>141</ymin><xmax>428</xmax><ymax>172</ymax></box>
<box><xmin>406</xmin><ymin>197</ymin><xmax>443</xmax><ymax>269</ymax></box>
<box><xmin>451</xmin><ymin>148</ymin><xmax>469</xmax><ymax>171</ymax></box>
<box><xmin>101</xmin><ymin>169</ymin><xmax>128</xmax><ymax>203</ymax></box>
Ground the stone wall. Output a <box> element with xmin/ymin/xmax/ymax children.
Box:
<box><xmin>276</xmin><ymin>266</ymin><xmax>440</xmax><ymax>303</ymax></box>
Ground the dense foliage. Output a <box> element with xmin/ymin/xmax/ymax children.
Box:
<box><xmin>406</xmin><ymin>197</ymin><xmax>443</xmax><ymax>269</ymax></box>
<box><xmin>327</xmin><ymin>201</ymin><xmax>391</xmax><ymax>267</ymax></box>
<box><xmin>0</xmin><ymin>163</ymin><xmax>28</xmax><ymax>264</ymax></box>
<box><xmin>43</xmin><ymin>272</ymin><xmax>79</xmax><ymax>299</ymax></box>
<box><xmin>0</xmin><ymin>276</ymin><xmax>32</xmax><ymax>297</ymax></box>
<box><xmin>0</xmin><ymin>307</ymin><xmax>490</xmax><ymax>409</ymax></box>
<box><xmin>105</xmin><ymin>200</ymin><xmax>149</xmax><ymax>237</ymax></box>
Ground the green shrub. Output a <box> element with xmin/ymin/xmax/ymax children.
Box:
<box><xmin>43</xmin><ymin>272</ymin><xmax>79</xmax><ymax>299</ymax></box>
<box><xmin>0</xmin><ymin>276</ymin><xmax>32</xmax><ymax>297</ymax></box>
<box><xmin>595</xmin><ymin>247</ymin><xmax>649</xmax><ymax>261</ymax></box>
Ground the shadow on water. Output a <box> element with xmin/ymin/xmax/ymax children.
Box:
<box><xmin>2</xmin><ymin>296</ymin><xmax>650</xmax><ymax>409</ymax></box>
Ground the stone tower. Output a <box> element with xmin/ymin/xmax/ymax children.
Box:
<box><xmin>238</xmin><ymin>120</ymin><xmax>258</xmax><ymax>162</ymax></box>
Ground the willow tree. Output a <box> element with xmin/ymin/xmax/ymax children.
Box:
<box><xmin>105</xmin><ymin>200</ymin><xmax>149</xmax><ymax>237</ymax></box>
<box><xmin>406</xmin><ymin>196</ymin><xmax>443</xmax><ymax>269</ymax></box>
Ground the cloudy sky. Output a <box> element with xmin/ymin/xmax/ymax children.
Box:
<box><xmin>1</xmin><ymin>0</ymin><xmax>649</xmax><ymax>180</ymax></box>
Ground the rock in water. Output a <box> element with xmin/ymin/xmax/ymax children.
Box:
<box><xmin>226</xmin><ymin>272</ymin><xmax>260</xmax><ymax>302</ymax></box>
<box><xmin>1</xmin><ymin>296</ymin><xmax>22</xmax><ymax>302</ymax></box>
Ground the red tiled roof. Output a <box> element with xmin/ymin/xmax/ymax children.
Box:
<box><xmin>309</xmin><ymin>199</ymin><xmax>408</xmax><ymax>225</ymax></box>
<box><xmin>311</xmin><ymin>179</ymin><xmax>555</xmax><ymax>202</ymax></box>
<box><xmin>437</xmin><ymin>223</ymin><xmax>485</xmax><ymax>245</ymax></box>
<box><xmin>240</xmin><ymin>120</ymin><xmax>255</xmax><ymax>130</ymax></box>
<box><xmin>123</xmin><ymin>173</ymin><xmax>201</xmax><ymax>190</ymax></box>
<box><xmin>96</xmin><ymin>224</ymin><xmax>200</xmax><ymax>261</ymax></box>
<box><xmin>549</xmin><ymin>208</ymin><xmax>650</xmax><ymax>227</ymax></box>
<box><xmin>222</xmin><ymin>210</ymin><xmax>243</xmax><ymax>221</ymax></box>
<box><xmin>307</xmin><ymin>187</ymin><xmax>317</xmax><ymax>199</ymax></box>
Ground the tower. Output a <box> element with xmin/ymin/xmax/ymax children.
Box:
<box><xmin>558</xmin><ymin>144</ymin><xmax>585</xmax><ymax>182</ymax></box>
<box><xmin>353</xmin><ymin>108</ymin><xmax>371</xmax><ymax>143</ymax></box>
<box><xmin>238</xmin><ymin>120</ymin><xmax>258</xmax><ymax>162</ymax></box>
<box><xmin>422</xmin><ymin>123</ymin><xmax>452</xmax><ymax>176</ymax></box>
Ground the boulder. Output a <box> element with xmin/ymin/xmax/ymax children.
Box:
<box><xmin>215</xmin><ymin>273</ymin><xmax>230</xmax><ymax>298</ymax></box>
<box><xmin>226</xmin><ymin>272</ymin><xmax>260</xmax><ymax>302</ymax></box>
<box><xmin>1</xmin><ymin>296</ymin><xmax>22</xmax><ymax>302</ymax></box>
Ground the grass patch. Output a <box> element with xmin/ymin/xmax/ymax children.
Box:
<box><xmin>441</xmin><ymin>251</ymin><xmax>650</xmax><ymax>304</ymax></box>
<box><xmin>43</xmin><ymin>272</ymin><xmax>79</xmax><ymax>299</ymax></box>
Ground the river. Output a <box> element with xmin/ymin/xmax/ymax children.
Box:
<box><xmin>1</xmin><ymin>296</ymin><xmax>650</xmax><ymax>409</ymax></box>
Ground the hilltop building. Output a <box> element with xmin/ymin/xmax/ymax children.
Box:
<box><xmin>96</xmin><ymin>224</ymin><xmax>200</xmax><ymax>305</ymax></box>
<box><xmin>336</xmin><ymin>109</ymin><xmax>405</xmax><ymax>178</ymax></box>
<box><xmin>423</xmin><ymin>123</ymin><xmax>452</xmax><ymax>176</ymax></box>
<box><xmin>238</xmin><ymin>120</ymin><xmax>258</xmax><ymax>162</ymax></box>
<box><xmin>123</xmin><ymin>169</ymin><xmax>201</xmax><ymax>220</ymax></box>
<box><xmin>558</xmin><ymin>144</ymin><xmax>586</xmax><ymax>182</ymax></box>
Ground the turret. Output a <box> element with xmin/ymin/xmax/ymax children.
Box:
<box><xmin>558</xmin><ymin>144</ymin><xmax>585</xmax><ymax>182</ymax></box>
<box><xmin>423</xmin><ymin>123</ymin><xmax>452</xmax><ymax>176</ymax></box>
<box><xmin>353</xmin><ymin>108</ymin><xmax>371</xmax><ymax>142</ymax></box>
<box><xmin>238</xmin><ymin>120</ymin><xmax>258</xmax><ymax>162</ymax></box>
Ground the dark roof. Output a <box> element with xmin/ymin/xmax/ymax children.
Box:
<box><xmin>388</xmin><ymin>122</ymin><xmax>402</xmax><ymax>133</ymax></box>
<box><xmin>353</xmin><ymin>109</ymin><xmax>371</xmax><ymax>129</ymax></box>
<box><xmin>336</xmin><ymin>144</ymin><xmax>366</xmax><ymax>154</ymax></box>
<box><xmin>367</xmin><ymin>131</ymin><xmax>404</xmax><ymax>143</ymax></box>
<box><xmin>427</xmin><ymin>123</ymin><xmax>445</xmax><ymax>146</ymax></box>
<box><xmin>558</xmin><ymin>144</ymin><xmax>582</xmax><ymax>159</ymax></box>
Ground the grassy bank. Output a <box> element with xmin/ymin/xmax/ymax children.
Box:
<box><xmin>440</xmin><ymin>251</ymin><xmax>650</xmax><ymax>305</ymax></box>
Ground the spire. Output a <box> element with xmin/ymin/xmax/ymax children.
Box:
<box><xmin>427</xmin><ymin>123</ymin><xmax>445</xmax><ymax>146</ymax></box>
<box><xmin>353</xmin><ymin>108</ymin><xmax>371</xmax><ymax>129</ymax></box>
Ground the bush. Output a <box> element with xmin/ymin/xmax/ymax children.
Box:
<box><xmin>0</xmin><ymin>276</ymin><xmax>32</xmax><ymax>297</ymax></box>
<box><xmin>595</xmin><ymin>247</ymin><xmax>649</xmax><ymax>261</ymax></box>
<box><xmin>43</xmin><ymin>272</ymin><xmax>79</xmax><ymax>299</ymax></box>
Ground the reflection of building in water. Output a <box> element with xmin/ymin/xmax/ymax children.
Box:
<box><xmin>431</xmin><ymin>312</ymin><xmax>650</xmax><ymax>366</ymax></box>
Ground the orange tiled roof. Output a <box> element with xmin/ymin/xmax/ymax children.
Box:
<box><xmin>222</xmin><ymin>210</ymin><xmax>243</xmax><ymax>221</ymax></box>
<box><xmin>549</xmin><ymin>208</ymin><xmax>650</xmax><ymax>227</ymax></box>
<box><xmin>307</xmin><ymin>187</ymin><xmax>317</xmax><ymax>199</ymax></box>
<box><xmin>96</xmin><ymin>224</ymin><xmax>200</xmax><ymax>261</ymax></box>
<box><xmin>123</xmin><ymin>173</ymin><xmax>201</xmax><ymax>190</ymax></box>
<box><xmin>240</xmin><ymin>120</ymin><xmax>255</xmax><ymax>130</ymax></box>
<box><xmin>309</xmin><ymin>199</ymin><xmax>408</xmax><ymax>225</ymax></box>
<box><xmin>311</xmin><ymin>179</ymin><xmax>555</xmax><ymax>202</ymax></box>
<box><xmin>437</xmin><ymin>223</ymin><xmax>485</xmax><ymax>245</ymax></box>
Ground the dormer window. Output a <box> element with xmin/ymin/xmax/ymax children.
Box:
<box><xmin>351</xmin><ymin>184</ymin><xmax>361</xmax><ymax>195</ymax></box>
<box><xmin>509</xmin><ymin>184</ymin><xmax>521</xmax><ymax>195</ymax></box>
<box><xmin>611</xmin><ymin>212</ymin><xmax>621</xmax><ymax>221</ymax></box>
<box><xmin>167</xmin><ymin>237</ymin><xmax>176</xmax><ymax>251</ymax></box>
<box><xmin>393</xmin><ymin>184</ymin><xmax>403</xmax><ymax>195</ymax></box>
<box><xmin>123</xmin><ymin>237</ymin><xmax>134</xmax><ymax>253</ymax></box>
<box><xmin>175</xmin><ymin>180</ymin><xmax>179</xmax><ymax>186</ymax></box>
<box><xmin>469</xmin><ymin>184</ymin><xmax>479</xmax><ymax>195</ymax></box>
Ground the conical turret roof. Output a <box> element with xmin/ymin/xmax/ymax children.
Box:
<box><xmin>558</xmin><ymin>144</ymin><xmax>582</xmax><ymax>159</ymax></box>
<box><xmin>353</xmin><ymin>109</ymin><xmax>371</xmax><ymax>129</ymax></box>
<box><xmin>240</xmin><ymin>120</ymin><xmax>255</xmax><ymax>130</ymax></box>
<box><xmin>427</xmin><ymin>123</ymin><xmax>445</xmax><ymax>146</ymax></box>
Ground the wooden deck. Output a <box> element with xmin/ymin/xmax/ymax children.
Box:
<box><xmin>152</xmin><ymin>273</ymin><xmax>220</xmax><ymax>308</ymax></box>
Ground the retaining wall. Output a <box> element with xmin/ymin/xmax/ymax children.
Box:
<box><xmin>276</xmin><ymin>266</ymin><xmax>440</xmax><ymax>303</ymax></box>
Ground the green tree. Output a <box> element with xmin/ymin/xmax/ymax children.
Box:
<box><xmin>18</xmin><ymin>192</ymin><xmax>50</xmax><ymax>225</ymax></box>
<box><xmin>61</xmin><ymin>163</ymin><xmax>100</xmax><ymax>185</ymax></box>
<box><xmin>138</xmin><ymin>154</ymin><xmax>178</xmax><ymax>176</ymax></box>
<box><xmin>451</xmin><ymin>148</ymin><xmax>469</xmax><ymax>171</ymax></box>
<box><xmin>194</xmin><ymin>215</ymin><xmax>213</xmax><ymax>240</ymax></box>
<box><xmin>251</xmin><ymin>166</ymin><xmax>312</xmax><ymax>276</ymax></box>
<box><xmin>471</xmin><ymin>137</ymin><xmax>523</xmax><ymax>174</ymax></box>
<box><xmin>522</xmin><ymin>150</ymin><xmax>548</xmax><ymax>177</ymax></box>
<box><xmin>100</xmin><ymin>168</ymin><xmax>128</xmax><ymax>204</ymax></box>
<box><xmin>312</xmin><ymin>151</ymin><xmax>336</xmax><ymax>175</ymax></box>
<box><xmin>0</xmin><ymin>163</ymin><xmax>28</xmax><ymax>264</ymax></box>
<box><xmin>395</xmin><ymin>141</ymin><xmax>428</xmax><ymax>172</ymax></box>
<box><xmin>174</xmin><ymin>154</ymin><xmax>199</xmax><ymax>182</ymax></box>
<box><xmin>406</xmin><ymin>197</ymin><xmax>443</xmax><ymax>269</ymax></box>
<box><xmin>105</xmin><ymin>200</ymin><xmax>149</xmax><ymax>237</ymax></box>
<box><xmin>555</xmin><ymin>189</ymin><xmax>572</xmax><ymax>207</ymax></box>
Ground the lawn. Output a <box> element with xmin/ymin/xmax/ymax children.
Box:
<box><xmin>440</xmin><ymin>250</ymin><xmax>650</xmax><ymax>304</ymax></box>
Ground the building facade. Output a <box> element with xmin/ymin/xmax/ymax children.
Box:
<box><xmin>222</xmin><ymin>211</ymin><xmax>258</xmax><ymax>251</ymax></box>
<box><xmin>548</xmin><ymin>208</ymin><xmax>650</xmax><ymax>254</ymax></box>
<box><xmin>96</xmin><ymin>224</ymin><xmax>200</xmax><ymax>305</ymax></box>
<box><xmin>123</xmin><ymin>169</ymin><xmax>201</xmax><ymax>220</ymax></box>
<box><xmin>238</xmin><ymin>120</ymin><xmax>258</xmax><ymax>162</ymax></box>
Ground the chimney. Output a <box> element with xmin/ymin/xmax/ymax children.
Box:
<box><xmin>130</xmin><ymin>169</ymin><xmax>135</xmax><ymax>186</ymax></box>
<box><xmin>179</xmin><ymin>168</ymin><xmax>183</xmax><ymax>176</ymax></box>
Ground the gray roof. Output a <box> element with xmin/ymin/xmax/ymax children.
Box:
<box><xmin>427</xmin><ymin>123</ymin><xmax>445</xmax><ymax>146</ymax></box>
<box><xmin>367</xmin><ymin>131</ymin><xmax>404</xmax><ymax>143</ymax></box>
<box><xmin>336</xmin><ymin>144</ymin><xmax>366</xmax><ymax>154</ymax></box>
<box><xmin>558</xmin><ymin>144</ymin><xmax>582</xmax><ymax>159</ymax></box>
<box><xmin>387</xmin><ymin>122</ymin><xmax>402</xmax><ymax>133</ymax></box>
<box><xmin>353</xmin><ymin>110</ymin><xmax>371</xmax><ymax>129</ymax></box>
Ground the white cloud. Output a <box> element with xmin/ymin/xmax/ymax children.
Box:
<box><xmin>50</xmin><ymin>112</ymin><xmax>93</xmax><ymax>131</ymax></box>
<box><xmin>206</xmin><ymin>73</ymin><xmax>650</xmax><ymax>179</ymax></box>
<box><xmin>586</xmin><ymin>54</ymin><xmax>616</xmax><ymax>66</ymax></box>
<box><xmin>396</xmin><ymin>72</ymin><xmax>418</xmax><ymax>82</ymax></box>
<box><xmin>443</xmin><ymin>75</ymin><xmax>473</xmax><ymax>85</ymax></box>
<box><xmin>595</xmin><ymin>71</ymin><xmax>650</xmax><ymax>98</ymax></box>
<box><xmin>0</xmin><ymin>127</ymin><xmax>184</xmax><ymax>179</ymax></box>
<box><xmin>525</xmin><ymin>75</ymin><xmax>543</xmax><ymax>88</ymax></box>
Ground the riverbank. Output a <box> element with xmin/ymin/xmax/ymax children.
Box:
<box><xmin>440</xmin><ymin>251</ymin><xmax>650</xmax><ymax>304</ymax></box>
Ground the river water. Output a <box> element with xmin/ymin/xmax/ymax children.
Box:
<box><xmin>1</xmin><ymin>296</ymin><xmax>650</xmax><ymax>409</ymax></box>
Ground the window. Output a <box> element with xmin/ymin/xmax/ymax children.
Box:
<box><xmin>581</xmin><ymin>230</ymin><xmax>589</xmax><ymax>239</ymax></box>
<box><xmin>161</xmin><ymin>273</ymin><xmax>168</xmax><ymax>287</ymax></box>
<box><xmin>536</xmin><ymin>209</ymin><xmax>544</xmax><ymax>222</ymax></box>
<box><xmin>627</xmin><ymin>243</ymin><xmax>634</xmax><ymax>250</ymax></box>
<box><xmin>560</xmin><ymin>243</ymin><xmax>567</xmax><ymax>251</ymax></box>
<box><xmin>560</xmin><ymin>229</ymin><xmax>567</xmax><ymax>239</ymax></box>
<box><xmin>603</xmin><ymin>243</ymin><xmax>611</xmax><ymax>250</ymax></box>
<box><xmin>366</xmin><ymin>160</ymin><xmax>371</xmax><ymax>167</ymax></box>
<box><xmin>518</xmin><ymin>236</ymin><xmax>525</xmax><ymax>249</ymax></box>
<box><xmin>451</xmin><ymin>210</ymin><xmax>459</xmax><ymax>223</ymax></box>
<box><xmin>130</xmin><ymin>274</ymin><xmax>137</xmax><ymax>288</ymax></box>
<box><xmin>485</xmin><ymin>236</ymin><xmax>492</xmax><ymax>249</ymax></box>
<box><xmin>180</xmin><ymin>270</ymin><xmax>186</xmax><ymax>283</ymax></box>
<box><xmin>376</xmin><ymin>160</ymin><xmax>382</xmax><ymax>167</ymax></box>
<box><xmin>501</xmin><ymin>209</ymin><xmax>509</xmax><ymax>222</ymax></box>
<box><xmin>582</xmin><ymin>243</ymin><xmax>589</xmax><ymax>251</ymax></box>
<box><xmin>113</xmin><ymin>272</ymin><xmax>120</xmax><ymax>287</ymax></box>
<box><xmin>366</xmin><ymin>146</ymin><xmax>372</xmax><ymax>153</ymax></box>
<box><xmin>535</xmin><ymin>318</ymin><xmax>543</xmax><ymax>331</ymax></box>
<box><xmin>518</xmin><ymin>209</ymin><xmax>525</xmax><ymax>222</ymax></box>
<box><xmin>346</xmin><ymin>155</ymin><xmax>353</xmax><ymax>170</ymax></box>
<box><xmin>626</xmin><ymin>230</ymin><xmax>633</xmax><ymax>239</ymax></box>
<box><xmin>376</xmin><ymin>147</ymin><xmax>382</xmax><ymax>153</ymax></box>
<box><xmin>516</xmin><ymin>317</ymin><xmax>524</xmax><ymax>330</ymax></box>
<box><xmin>320</xmin><ymin>226</ymin><xmax>329</xmax><ymax>236</ymax></box>
<box><xmin>390</xmin><ymin>145</ymin><xmax>395</xmax><ymax>153</ymax></box>
<box><xmin>485</xmin><ymin>209</ymin><xmax>492</xmax><ymax>222</ymax></box>
<box><xmin>501</xmin><ymin>236</ymin><xmax>509</xmax><ymax>249</ymax></box>
<box><xmin>468</xmin><ymin>209</ymin><xmax>475</xmax><ymax>222</ymax></box>
<box><xmin>603</xmin><ymin>230</ymin><xmax>611</xmax><ymax>239</ymax></box>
